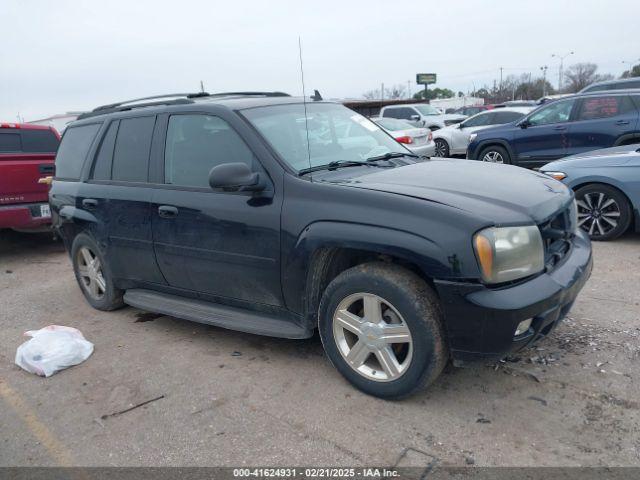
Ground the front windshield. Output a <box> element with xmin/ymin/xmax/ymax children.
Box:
<box><xmin>413</xmin><ymin>104</ymin><xmax>440</xmax><ymax>116</ymax></box>
<box><xmin>242</xmin><ymin>103</ymin><xmax>408</xmax><ymax>172</ymax></box>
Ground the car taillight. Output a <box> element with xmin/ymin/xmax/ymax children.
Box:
<box><xmin>395</xmin><ymin>135</ymin><xmax>413</xmax><ymax>144</ymax></box>
<box><xmin>428</xmin><ymin>132</ymin><xmax>433</xmax><ymax>142</ymax></box>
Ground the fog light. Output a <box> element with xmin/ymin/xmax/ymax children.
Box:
<box><xmin>514</xmin><ymin>318</ymin><xmax>532</xmax><ymax>336</ymax></box>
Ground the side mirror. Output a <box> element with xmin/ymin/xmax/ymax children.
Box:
<box><xmin>518</xmin><ymin>119</ymin><xmax>530</xmax><ymax>129</ymax></box>
<box><xmin>458</xmin><ymin>123</ymin><xmax>465</xmax><ymax>129</ymax></box>
<box><xmin>209</xmin><ymin>163</ymin><xmax>265</xmax><ymax>192</ymax></box>
<box><xmin>410</xmin><ymin>114</ymin><xmax>421</xmax><ymax>122</ymax></box>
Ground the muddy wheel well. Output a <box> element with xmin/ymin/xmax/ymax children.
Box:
<box><xmin>303</xmin><ymin>247</ymin><xmax>433</xmax><ymax>328</ymax></box>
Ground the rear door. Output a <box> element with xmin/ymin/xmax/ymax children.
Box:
<box><xmin>149</xmin><ymin>111</ymin><xmax>283</xmax><ymax>307</ymax></box>
<box><xmin>512</xmin><ymin>98</ymin><xmax>577</xmax><ymax>167</ymax></box>
<box><xmin>0</xmin><ymin>127</ymin><xmax>59</xmax><ymax>206</ymax></box>
<box><xmin>79</xmin><ymin>116</ymin><xmax>166</xmax><ymax>285</ymax></box>
<box><xmin>567</xmin><ymin>95</ymin><xmax>639</xmax><ymax>155</ymax></box>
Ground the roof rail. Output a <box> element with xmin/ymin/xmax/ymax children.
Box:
<box><xmin>76</xmin><ymin>91</ymin><xmax>292</xmax><ymax>121</ymax></box>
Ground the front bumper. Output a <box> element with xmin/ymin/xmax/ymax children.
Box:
<box><xmin>434</xmin><ymin>229</ymin><xmax>592</xmax><ymax>363</ymax></box>
<box><xmin>0</xmin><ymin>203</ymin><xmax>51</xmax><ymax>230</ymax></box>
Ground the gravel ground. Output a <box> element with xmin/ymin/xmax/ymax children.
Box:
<box><xmin>0</xmin><ymin>229</ymin><xmax>638</xmax><ymax>467</ymax></box>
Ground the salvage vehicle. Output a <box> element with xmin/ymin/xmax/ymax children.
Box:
<box><xmin>541</xmin><ymin>144</ymin><xmax>640</xmax><ymax>240</ymax></box>
<box><xmin>50</xmin><ymin>92</ymin><xmax>592</xmax><ymax>398</ymax></box>
<box><xmin>372</xmin><ymin>117</ymin><xmax>435</xmax><ymax>157</ymax></box>
<box><xmin>0</xmin><ymin>123</ymin><xmax>59</xmax><ymax>231</ymax></box>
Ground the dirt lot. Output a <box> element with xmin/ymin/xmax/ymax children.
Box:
<box><xmin>0</xmin><ymin>230</ymin><xmax>638</xmax><ymax>468</ymax></box>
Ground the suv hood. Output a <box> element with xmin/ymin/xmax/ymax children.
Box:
<box><xmin>346</xmin><ymin>159</ymin><xmax>572</xmax><ymax>225</ymax></box>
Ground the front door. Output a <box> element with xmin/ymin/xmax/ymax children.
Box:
<box><xmin>512</xmin><ymin>98</ymin><xmax>577</xmax><ymax>167</ymax></box>
<box><xmin>150</xmin><ymin>112</ymin><xmax>283</xmax><ymax>307</ymax></box>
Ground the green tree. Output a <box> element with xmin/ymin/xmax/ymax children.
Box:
<box><xmin>413</xmin><ymin>87</ymin><xmax>455</xmax><ymax>100</ymax></box>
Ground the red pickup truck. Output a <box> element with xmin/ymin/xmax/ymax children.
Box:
<box><xmin>0</xmin><ymin>122</ymin><xmax>60</xmax><ymax>232</ymax></box>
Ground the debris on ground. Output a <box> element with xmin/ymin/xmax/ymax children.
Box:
<box><xmin>100</xmin><ymin>395</ymin><xmax>165</xmax><ymax>420</ymax></box>
<box><xmin>14</xmin><ymin>325</ymin><xmax>94</xmax><ymax>377</ymax></box>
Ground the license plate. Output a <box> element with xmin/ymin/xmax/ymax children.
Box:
<box><xmin>40</xmin><ymin>204</ymin><xmax>51</xmax><ymax>218</ymax></box>
<box><xmin>414</xmin><ymin>136</ymin><xmax>426</xmax><ymax>145</ymax></box>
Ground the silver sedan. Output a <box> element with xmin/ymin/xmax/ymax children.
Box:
<box><xmin>373</xmin><ymin>117</ymin><xmax>436</xmax><ymax>157</ymax></box>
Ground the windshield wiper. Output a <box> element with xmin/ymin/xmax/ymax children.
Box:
<box><xmin>365</xmin><ymin>151</ymin><xmax>419</xmax><ymax>162</ymax></box>
<box><xmin>298</xmin><ymin>160</ymin><xmax>393</xmax><ymax>176</ymax></box>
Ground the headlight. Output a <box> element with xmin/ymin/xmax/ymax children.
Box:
<box><xmin>543</xmin><ymin>171</ymin><xmax>567</xmax><ymax>181</ymax></box>
<box><xmin>473</xmin><ymin>226</ymin><xmax>544</xmax><ymax>283</ymax></box>
<box><xmin>468</xmin><ymin>133</ymin><xmax>478</xmax><ymax>143</ymax></box>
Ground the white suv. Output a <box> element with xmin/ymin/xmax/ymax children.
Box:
<box><xmin>380</xmin><ymin>103</ymin><xmax>465</xmax><ymax>131</ymax></box>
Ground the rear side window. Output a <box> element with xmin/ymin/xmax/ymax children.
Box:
<box><xmin>493</xmin><ymin>111</ymin><xmax>525</xmax><ymax>124</ymax></box>
<box><xmin>111</xmin><ymin>116</ymin><xmax>155</xmax><ymax>182</ymax></box>
<box><xmin>164</xmin><ymin>114</ymin><xmax>256</xmax><ymax>188</ymax></box>
<box><xmin>21</xmin><ymin>129</ymin><xmax>59</xmax><ymax>153</ymax></box>
<box><xmin>55</xmin><ymin>124</ymin><xmax>101</xmax><ymax>180</ymax></box>
<box><xmin>576</xmin><ymin>96</ymin><xmax>634</xmax><ymax>120</ymax></box>
<box><xmin>91</xmin><ymin>121</ymin><xmax>118</xmax><ymax>180</ymax></box>
<box><xmin>383</xmin><ymin>107</ymin><xmax>415</xmax><ymax>120</ymax></box>
<box><xmin>0</xmin><ymin>132</ymin><xmax>21</xmax><ymax>152</ymax></box>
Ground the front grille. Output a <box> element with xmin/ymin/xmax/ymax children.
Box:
<box><xmin>538</xmin><ymin>205</ymin><xmax>575</xmax><ymax>271</ymax></box>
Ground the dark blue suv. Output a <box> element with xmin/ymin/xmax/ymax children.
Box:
<box><xmin>467</xmin><ymin>90</ymin><xmax>640</xmax><ymax>168</ymax></box>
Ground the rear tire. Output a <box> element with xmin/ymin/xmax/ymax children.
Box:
<box><xmin>478</xmin><ymin>145</ymin><xmax>511</xmax><ymax>164</ymax></box>
<box><xmin>318</xmin><ymin>262</ymin><xmax>448</xmax><ymax>399</ymax></box>
<box><xmin>71</xmin><ymin>233</ymin><xmax>125</xmax><ymax>311</ymax></box>
<box><xmin>574</xmin><ymin>184</ymin><xmax>632</xmax><ymax>241</ymax></box>
<box><xmin>434</xmin><ymin>139</ymin><xmax>450</xmax><ymax>157</ymax></box>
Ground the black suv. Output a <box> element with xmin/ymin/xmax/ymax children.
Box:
<box><xmin>50</xmin><ymin>92</ymin><xmax>592</xmax><ymax>398</ymax></box>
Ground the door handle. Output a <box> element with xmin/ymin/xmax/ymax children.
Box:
<box><xmin>82</xmin><ymin>198</ymin><xmax>98</xmax><ymax>209</ymax></box>
<box><xmin>615</xmin><ymin>120</ymin><xmax>630</xmax><ymax>125</ymax></box>
<box><xmin>553</xmin><ymin>126</ymin><xmax>567</xmax><ymax>131</ymax></box>
<box><xmin>158</xmin><ymin>205</ymin><xmax>178</xmax><ymax>218</ymax></box>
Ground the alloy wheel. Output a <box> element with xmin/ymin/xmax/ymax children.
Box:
<box><xmin>332</xmin><ymin>293</ymin><xmax>413</xmax><ymax>382</ymax></box>
<box><xmin>434</xmin><ymin>140</ymin><xmax>448</xmax><ymax>157</ymax></box>
<box><xmin>76</xmin><ymin>246</ymin><xmax>106</xmax><ymax>299</ymax></box>
<box><xmin>482</xmin><ymin>151</ymin><xmax>504</xmax><ymax>163</ymax></box>
<box><xmin>577</xmin><ymin>192</ymin><xmax>621</xmax><ymax>237</ymax></box>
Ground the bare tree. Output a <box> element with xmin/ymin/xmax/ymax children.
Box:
<box><xmin>385</xmin><ymin>84</ymin><xmax>406</xmax><ymax>100</ymax></box>
<box><xmin>362</xmin><ymin>89</ymin><xmax>380</xmax><ymax>100</ymax></box>
<box><xmin>563</xmin><ymin>63</ymin><xmax>613</xmax><ymax>93</ymax></box>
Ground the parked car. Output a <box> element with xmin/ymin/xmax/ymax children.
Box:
<box><xmin>380</xmin><ymin>103</ymin><xmax>466</xmax><ymax>131</ymax></box>
<box><xmin>580</xmin><ymin>78</ymin><xmax>640</xmax><ymax>93</ymax></box>
<box><xmin>467</xmin><ymin>90</ymin><xmax>640</xmax><ymax>168</ymax></box>
<box><xmin>432</xmin><ymin>107</ymin><xmax>532</xmax><ymax>157</ymax></box>
<box><xmin>51</xmin><ymin>92</ymin><xmax>592</xmax><ymax>399</ymax></box>
<box><xmin>0</xmin><ymin>122</ymin><xmax>60</xmax><ymax>232</ymax></box>
<box><xmin>373</xmin><ymin>117</ymin><xmax>435</xmax><ymax>156</ymax></box>
<box><xmin>540</xmin><ymin>144</ymin><xmax>640</xmax><ymax>240</ymax></box>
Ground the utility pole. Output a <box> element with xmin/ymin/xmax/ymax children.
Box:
<box><xmin>407</xmin><ymin>80</ymin><xmax>411</xmax><ymax>99</ymax></box>
<box><xmin>499</xmin><ymin>67</ymin><xmax>503</xmax><ymax>94</ymax></box>
<box><xmin>540</xmin><ymin>65</ymin><xmax>548</xmax><ymax>97</ymax></box>
<box><xmin>381</xmin><ymin>82</ymin><xmax>384</xmax><ymax>101</ymax></box>
<box><xmin>551</xmin><ymin>51</ymin><xmax>574</xmax><ymax>91</ymax></box>
<box><xmin>200</xmin><ymin>80</ymin><xmax>205</xmax><ymax>93</ymax></box>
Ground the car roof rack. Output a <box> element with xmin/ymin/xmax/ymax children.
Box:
<box><xmin>77</xmin><ymin>91</ymin><xmax>292</xmax><ymax>120</ymax></box>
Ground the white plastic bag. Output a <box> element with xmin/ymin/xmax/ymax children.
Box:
<box><xmin>15</xmin><ymin>325</ymin><xmax>94</xmax><ymax>377</ymax></box>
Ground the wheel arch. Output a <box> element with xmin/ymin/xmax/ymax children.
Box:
<box><xmin>571</xmin><ymin>180</ymin><xmax>636</xmax><ymax>231</ymax></box>
<box><xmin>283</xmin><ymin>221</ymin><xmax>451</xmax><ymax>329</ymax></box>
<box><xmin>472</xmin><ymin>139</ymin><xmax>515</xmax><ymax>161</ymax></box>
<box><xmin>614</xmin><ymin>133</ymin><xmax>640</xmax><ymax>146</ymax></box>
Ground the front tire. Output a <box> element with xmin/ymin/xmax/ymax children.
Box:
<box><xmin>71</xmin><ymin>233</ymin><xmax>125</xmax><ymax>311</ymax></box>
<box><xmin>434</xmin><ymin>139</ymin><xmax>450</xmax><ymax>157</ymax></box>
<box><xmin>479</xmin><ymin>145</ymin><xmax>511</xmax><ymax>164</ymax></box>
<box><xmin>575</xmin><ymin>184</ymin><xmax>632</xmax><ymax>240</ymax></box>
<box><xmin>318</xmin><ymin>262</ymin><xmax>448</xmax><ymax>399</ymax></box>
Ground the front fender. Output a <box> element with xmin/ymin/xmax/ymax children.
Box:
<box><xmin>281</xmin><ymin>221</ymin><xmax>453</xmax><ymax>316</ymax></box>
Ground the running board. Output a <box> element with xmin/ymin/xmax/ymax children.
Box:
<box><xmin>124</xmin><ymin>289</ymin><xmax>311</xmax><ymax>339</ymax></box>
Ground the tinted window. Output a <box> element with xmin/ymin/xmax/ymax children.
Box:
<box><xmin>576</xmin><ymin>96</ymin><xmax>634</xmax><ymax>120</ymax></box>
<box><xmin>493</xmin><ymin>111</ymin><xmax>525</xmax><ymax>124</ymax></box>
<box><xmin>0</xmin><ymin>132</ymin><xmax>21</xmax><ymax>152</ymax></box>
<box><xmin>21</xmin><ymin>129</ymin><xmax>59</xmax><ymax>153</ymax></box>
<box><xmin>112</xmin><ymin>116</ymin><xmax>155</xmax><ymax>182</ymax></box>
<box><xmin>383</xmin><ymin>107</ymin><xmax>415</xmax><ymax>120</ymax></box>
<box><xmin>92</xmin><ymin>121</ymin><xmax>118</xmax><ymax>180</ymax></box>
<box><xmin>528</xmin><ymin>99</ymin><xmax>575</xmax><ymax>126</ymax></box>
<box><xmin>55</xmin><ymin>124</ymin><xmax>101</xmax><ymax>179</ymax></box>
<box><xmin>165</xmin><ymin>115</ymin><xmax>256</xmax><ymax>188</ymax></box>
<box><xmin>462</xmin><ymin>112</ymin><xmax>494</xmax><ymax>128</ymax></box>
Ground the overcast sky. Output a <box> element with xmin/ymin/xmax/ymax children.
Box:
<box><xmin>1</xmin><ymin>0</ymin><xmax>638</xmax><ymax>121</ymax></box>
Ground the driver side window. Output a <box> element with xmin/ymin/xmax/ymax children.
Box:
<box><xmin>462</xmin><ymin>113</ymin><xmax>494</xmax><ymax>128</ymax></box>
<box><xmin>528</xmin><ymin>99</ymin><xmax>576</xmax><ymax>126</ymax></box>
